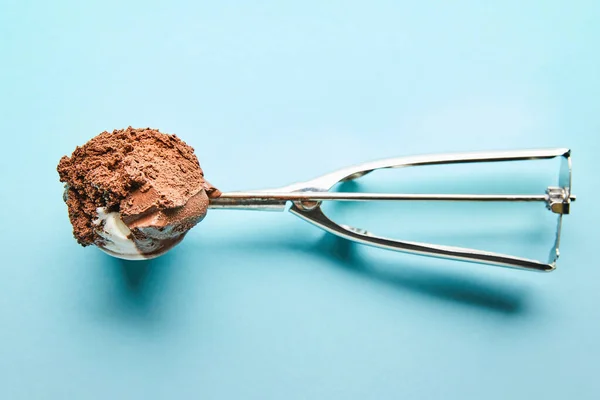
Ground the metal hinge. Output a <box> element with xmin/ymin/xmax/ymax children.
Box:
<box><xmin>546</xmin><ymin>187</ymin><xmax>572</xmax><ymax>215</ymax></box>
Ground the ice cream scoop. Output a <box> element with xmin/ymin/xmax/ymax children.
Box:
<box><xmin>58</xmin><ymin>129</ymin><xmax>575</xmax><ymax>272</ymax></box>
<box><xmin>57</xmin><ymin>127</ymin><xmax>220</xmax><ymax>260</ymax></box>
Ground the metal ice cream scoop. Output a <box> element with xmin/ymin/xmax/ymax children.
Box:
<box><xmin>207</xmin><ymin>148</ymin><xmax>575</xmax><ymax>272</ymax></box>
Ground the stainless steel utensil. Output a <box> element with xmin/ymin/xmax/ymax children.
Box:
<box><xmin>209</xmin><ymin>148</ymin><xmax>575</xmax><ymax>272</ymax></box>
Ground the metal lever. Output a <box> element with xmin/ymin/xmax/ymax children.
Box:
<box><xmin>209</xmin><ymin>190</ymin><xmax>576</xmax><ymax>214</ymax></box>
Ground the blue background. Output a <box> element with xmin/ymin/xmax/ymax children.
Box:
<box><xmin>1</xmin><ymin>1</ymin><xmax>599</xmax><ymax>399</ymax></box>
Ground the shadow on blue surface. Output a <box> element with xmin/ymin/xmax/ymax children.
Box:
<box><xmin>314</xmin><ymin>233</ymin><xmax>527</xmax><ymax>314</ymax></box>
<box><xmin>100</xmin><ymin>230</ymin><xmax>527</xmax><ymax>319</ymax></box>
<box><xmin>102</xmin><ymin>251</ymin><xmax>181</xmax><ymax>318</ymax></box>
<box><xmin>219</xmin><ymin>231</ymin><xmax>529</xmax><ymax>315</ymax></box>
<box><xmin>118</xmin><ymin>259</ymin><xmax>153</xmax><ymax>291</ymax></box>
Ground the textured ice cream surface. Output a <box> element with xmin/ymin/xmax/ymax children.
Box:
<box><xmin>57</xmin><ymin>127</ymin><xmax>220</xmax><ymax>259</ymax></box>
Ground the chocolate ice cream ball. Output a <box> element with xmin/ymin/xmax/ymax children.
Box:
<box><xmin>57</xmin><ymin>127</ymin><xmax>221</xmax><ymax>259</ymax></box>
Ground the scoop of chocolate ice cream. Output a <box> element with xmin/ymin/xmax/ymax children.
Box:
<box><xmin>57</xmin><ymin>127</ymin><xmax>220</xmax><ymax>259</ymax></box>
